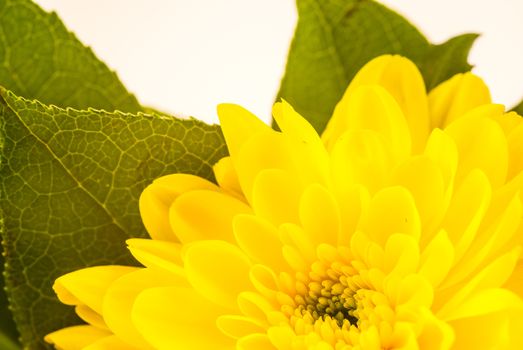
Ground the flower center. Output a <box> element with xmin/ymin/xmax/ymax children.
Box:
<box><xmin>297</xmin><ymin>278</ymin><xmax>358</xmax><ymax>327</ymax></box>
<box><xmin>289</xmin><ymin>247</ymin><xmax>374</xmax><ymax>331</ymax></box>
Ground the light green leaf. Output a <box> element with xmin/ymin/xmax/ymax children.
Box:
<box><xmin>0</xmin><ymin>0</ymin><xmax>141</xmax><ymax>112</ymax></box>
<box><xmin>0</xmin><ymin>88</ymin><xmax>227</xmax><ymax>349</ymax></box>
<box><xmin>276</xmin><ymin>0</ymin><xmax>477</xmax><ymax>133</ymax></box>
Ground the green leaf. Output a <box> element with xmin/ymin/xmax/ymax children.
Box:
<box><xmin>0</xmin><ymin>0</ymin><xmax>146</xmax><ymax>345</ymax></box>
<box><xmin>0</xmin><ymin>88</ymin><xmax>227</xmax><ymax>349</ymax></box>
<box><xmin>511</xmin><ymin>100</ymin><xmax>523</xmax><ymax>115</ymax></box>
<box><xmin>0</xmin><ymin>243</ymin><xmax>19</xmax><ymax>347</ymax></box>
<box><xmin>0</xmin><ymin>0</ymin><xmax>141</xmax><ymax>112</ymax></box>
<box><xmin>276</xmin><ymin>0</ymin><xmax>477</xmax><ymax>133</ymax></box>
<box><xmin>419</xmin><ymin>33</ymin><xmax>479</xmax><ymax>91</ymax></box>
<box><xmin>0</xmin><ymin>331</ymin><xmax>20</xmax><ymax>350</ymax></box>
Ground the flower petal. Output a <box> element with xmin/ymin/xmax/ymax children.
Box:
<box><xmin>169</xmin><ymin>189</ymin><xmax>252</xmax><ymax>243</ymax></box>
<box><xmin>335</xmin><ymin>55</ymin><xmax>429</xmax><ymax>152</ymax></box>
<box><xmin>103</xmin><ymin>268</ymin><xmax>184</xmax><ymax>349</ymax></box>
<box><xmin>299</xmin><ymin>184</ymin><xmax>340</xmax><ymax>246</ymax></box>
<box><xmin>216</xmin><ymin>315</ymin><xmax>265</xmax><ymax>339</ymax></box>
<box><xmin>444</xmin><ymin>288</ymin><xmax>523</xmax><ymax>321</ymax></box>
<box><xmin>324</xmin><ymin>85</ymin><xmax>411</xmax><ymax>163</ymax></box>
<box><xmin>82</xmin><ymin>335</ymin><xmax>139</xmax><ymax>350</ymax></box>
<box><xmin>217</xmin><ymin>103</ymin><xmax>271</xmax><ymax>161</ymax></box>
<box><xmin>45</xmin><ymin>325</ymin><xmax>111</xmax><ymax>350</ymax></box>
<box><xmin>213</xmin><ymin>156</ymin><xmax>244</xmax><ymax>198</ymax></box>
<box><xmin>272</xmin><ymin>100</ymin><xmax>330</xmax><ymax>186</ymax></box>
<box><xmin>391</xmin><ymin>156</ymin><xmax>445</xmax><ymax>230</ymax></box>
<box><xmin>233</xmin><ymin>214</ymin><xmax>287</xmax><ymax>270</ymax></box>
<box><xmin>53</xmin><ymin>266</ymin><xmax>137</xmax><ymax>314</ymax></box>
<box><xmin>184</xmin><ymin>240</ymin><xmax>253</xmax><ymax>309</ymax></box>
<box><xmin>132</xmin><ymin>286</ymin><xmax>233</xmax><ymax>349</ymax></box>
<box><xmin>126</xmin><ymin>238</ymin><xmax>185</xmax><ymax>277</ymax></box>
<box><xmin>139</xmin><ymin>174</ymin><xmax>219</xmax><ymax>241</ymax></box>
<box><xmin>75</xmin><ymin>305</ymin><xmax>108</xmax><ymax>330</ymax></box>
<box><xmin>419</xmin><ymin>230</ymin><xmax>454</xmax><ymax>288</ymax></box>
<box><xmin>330</xmin><ymin>129</ymin><xmax>391</xmax><ymax>194</ymax></box>
<box><xmin>238</xmin><ymin>333</ymin><xmax>277</xmax><ymax>350</ymax></box>
<box><xmin>428</xmin><ymin>72</ymin><xmax>491</xmax><ymax>128</ymax></box>
<box><xmin>252</xmin><ymin>169</ymin><xmax>302</xmax><ymax>226</ymax></box>
<box><xmin>359</xmin><ymin>186</ymin><xmax>421</xmax><ymax>246</ymax></box>
<box><xmin>445</xmin><ymin>104</ymin><xmax>508</xmax><ymax>188</ymax></box>
<box><xmin>441</xmin><ymin>169</ymin><xmax>491</xmax><ymax>262</ymax></box>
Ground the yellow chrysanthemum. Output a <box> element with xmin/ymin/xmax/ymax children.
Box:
<box><xmin>46</xmin><ymin>55</ymin><xmax>523</xmax><ymax>350</ymax></box>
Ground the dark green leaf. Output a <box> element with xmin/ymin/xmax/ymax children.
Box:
<box><xmin>511</xmin><ymin>99</ymin><xmax>523</xmax><ymax>115</ymax></box>
<box><xmin>0</xmin><ymin>242</ymin><xmax>19</xmax><ymax>347</ymax></box>
<box><xmin>0</xmin><ymin>0</ymin><xmax>147</xmax><ymax>345</ymax></box>
<box><xmin>419</xmin><ymin>33</ymin><xmax>479</xmax><ymax>91</ymax></box>
<box><xmin>0</xmin><ymin>330</ymin><xmax>20</xmax><ymax>350</ymax></box>
<box><xmin>0</xmin><ymin>88</ymin><xmax>227</xmax><ymax>349</ymax></box>
<box><xmin>0</xmin><ymin>0</ymin><xmax>141</xmax><ymax>112</ymax></box>
<box><xmin>276</xmin><ymin>0</ymin><xmax>477</xmax><ymax>133</ymax></box>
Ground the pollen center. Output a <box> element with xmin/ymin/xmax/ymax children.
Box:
<box><xmin>298</xmin><ymin>277</ymin><xmax>358</xmax><ymax>327</ymax></box>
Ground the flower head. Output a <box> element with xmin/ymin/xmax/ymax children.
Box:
<box><xmin>46</xmin><ymin>55</ymin><xmax>523</xmax><ymax>350</ymax></box>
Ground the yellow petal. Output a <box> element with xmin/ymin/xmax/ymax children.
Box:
<box><xmin>506</xmin><ymin>119</ymin><xmax>523</xmax><ymax>179</ymax></box>
<box><xmin>279</xmin><ymin>223</ymin><xmax>317</xmax><ymax>265</ymax></box>
<box><xmin>169</xmin><ymin>189</ymin><xmax>251</xmax><ymax>243</ymax></box>
<box><xmin>335</xmin><ymin>185</ymin><xmax>370</xmax><ymax>246</ymax></box>
<box><xmin>441</xmin><ymin>169</ymin><xmax>491</xmax><ymax>262</ymax></box>
<box><xmin>45</xmin><ymin>325</ymin><xmax>111</xmax><ymax>350</ymax></box>
<box><xmin>184</xmin><ymin>240</ymin><xmax>252</xmax><ymax>309</ymax></box>
<box><xmin>82</xmin><ymin>335</ymin><xmax>139</xmax><ymax>350</ymax></box>
<box><xmin>384</xmin><ymin>234</ymin><xmax>419</xmax><ymax>278</ymax></box>
<box><xmin>75</xmin><ymin>305</ymin><xmax>108</xmax><ymax>330</ymax></box>
<box><xmin>449</xmin><ymin>310</ymin><xmax>512</xmax><ymax>349</ymax></box>
<box><xmin>251</xmin><ymin>169</ymin><xmax>302</xmax><ymax>226</ymax></box>
<box><xmin>272</xmin><ymin>100</ymin><xmax>330</xmax><ymax>186</ymax></box>
<box><xmin>249</xmin><ymin>264</ymin><xmax>280</xmax><ymax>300</ymax></box>
<box><xmin>53</xmin><ymin>266</ymin><xmax>137</xmax><ymax>314</ymax></box>
<box><xmin>132</xmin><ymin>286</ymin><xmax>233</xmax><ymax>349</ymax></box>
<box><xmin>330</xmin><ymin>129</ymin><xmax>391</xmax><ymax>194</ymax></box>
<box><xmin>213</xmin><ymin>156</ymin><xmax>244</xmax><ymax>198</ymax></box>
<box><xmin>504</xmin><ymin>259</ymin><xmax>523</xmax><ymax>297</ymax></box>
<box><xmin>391</xmin><ymin>156</ymin><xmax>445</xmax><ymax>230</ymax></box>
<box><xmin>393</xmin><ymin>274</ymin><xmax>433</xmax><ymax>309</ymax></box>
<box><xmin>103</xmin><ymin>268</ymin><xmax>184</xmax><ymax>349</ymax></box>
<box><xmin>436</xmin><ymin>247</ymin><xmax>521</xmax><ymax>318</ymax></box>
<box><xmin>423</xmin><ymin>128</ymin><xmax>458</xmax><ymax>192</ymax></box>
<box><xmin>447</xmin><ymin>194</ymin><xmax>522</xmax><ymax>288</ymax></box>
<box><xmin>216</xmin><ymin>315</ymin><xmax>265</xmax><ymax>339</ymax></box>
<box><xmin>217</xmin><ymin>103</ymin><xmax>271</xmax><ymax>161</ymax></box>
<box><xmin>299</xmin><ymin>184</ymin><xmax>340</xmax><ymax>246</ymax></box>
<box><xmin>237</xmin><ymin>291</ymin><xmax>277</xmax><ymax>323</ymax></box>
<box><xmin>334</xmin><ymin>55</ymin><xmax>429</xmax><ymax>152</ymax></box>
<box><xmin>235</xmin><ymin>129</ymin><xmax>294</xmax><ymax>203</ymax></box>
<box><xmin>445</xmin><ymin>104</ymin><xmax>508</xmax><ymax>188</ymax></box>
<box><xmin>126</xmin><ymin>238</ymin><xmax>185</xmax><ymax>277</ymax></box>
<box><xmin>238</xmin><ymin>333</ymin><xmax>277</xmax><ymax>350</ymax></box>
<box><xmin>358</xmin><ymin>186</ymin><xmax>421</xmax><ymax>246</ymax></box>
<box><xmin>444</xmin><ymin>288</ymin><xmax>523</xmax><ymax>321</ymax></box>
<box><xmin>267</xmin><ymin>326</ymin><xmax>295</xmax><ymax>349</ymax></box>
<box><xmin>323</xmin><ymin>85</ymin><xmax>411</xmax><ymax>163</ymax></box>
<box><xmin>419</xmin><ymin>230</ymin><xmax>454</xmax><ymax>288</ymax></box>
<box><xmin>233</xmin><ymin>214</ymin><xmax>287</xmax><ymax>271</ymax></box>
<box><xmin>428</xmin><ymin>72</ymin><xmax>491</xmax><ymax>128</ymax></box>
<box><xmin>139</xmin><ymin>174</ymin><xmax>219</xmax><ymax>241</ymax></box>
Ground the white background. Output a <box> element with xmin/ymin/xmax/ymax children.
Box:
<box><xmin>34</xmin><ymin>0</ymin><xmax>523</xmax><ymax>124</ymax></box>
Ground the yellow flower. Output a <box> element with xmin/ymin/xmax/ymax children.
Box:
<box><xmin>46</xmin><ymin>55</ymin><xmax>523</xmax><ymax>350</ymax></box>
